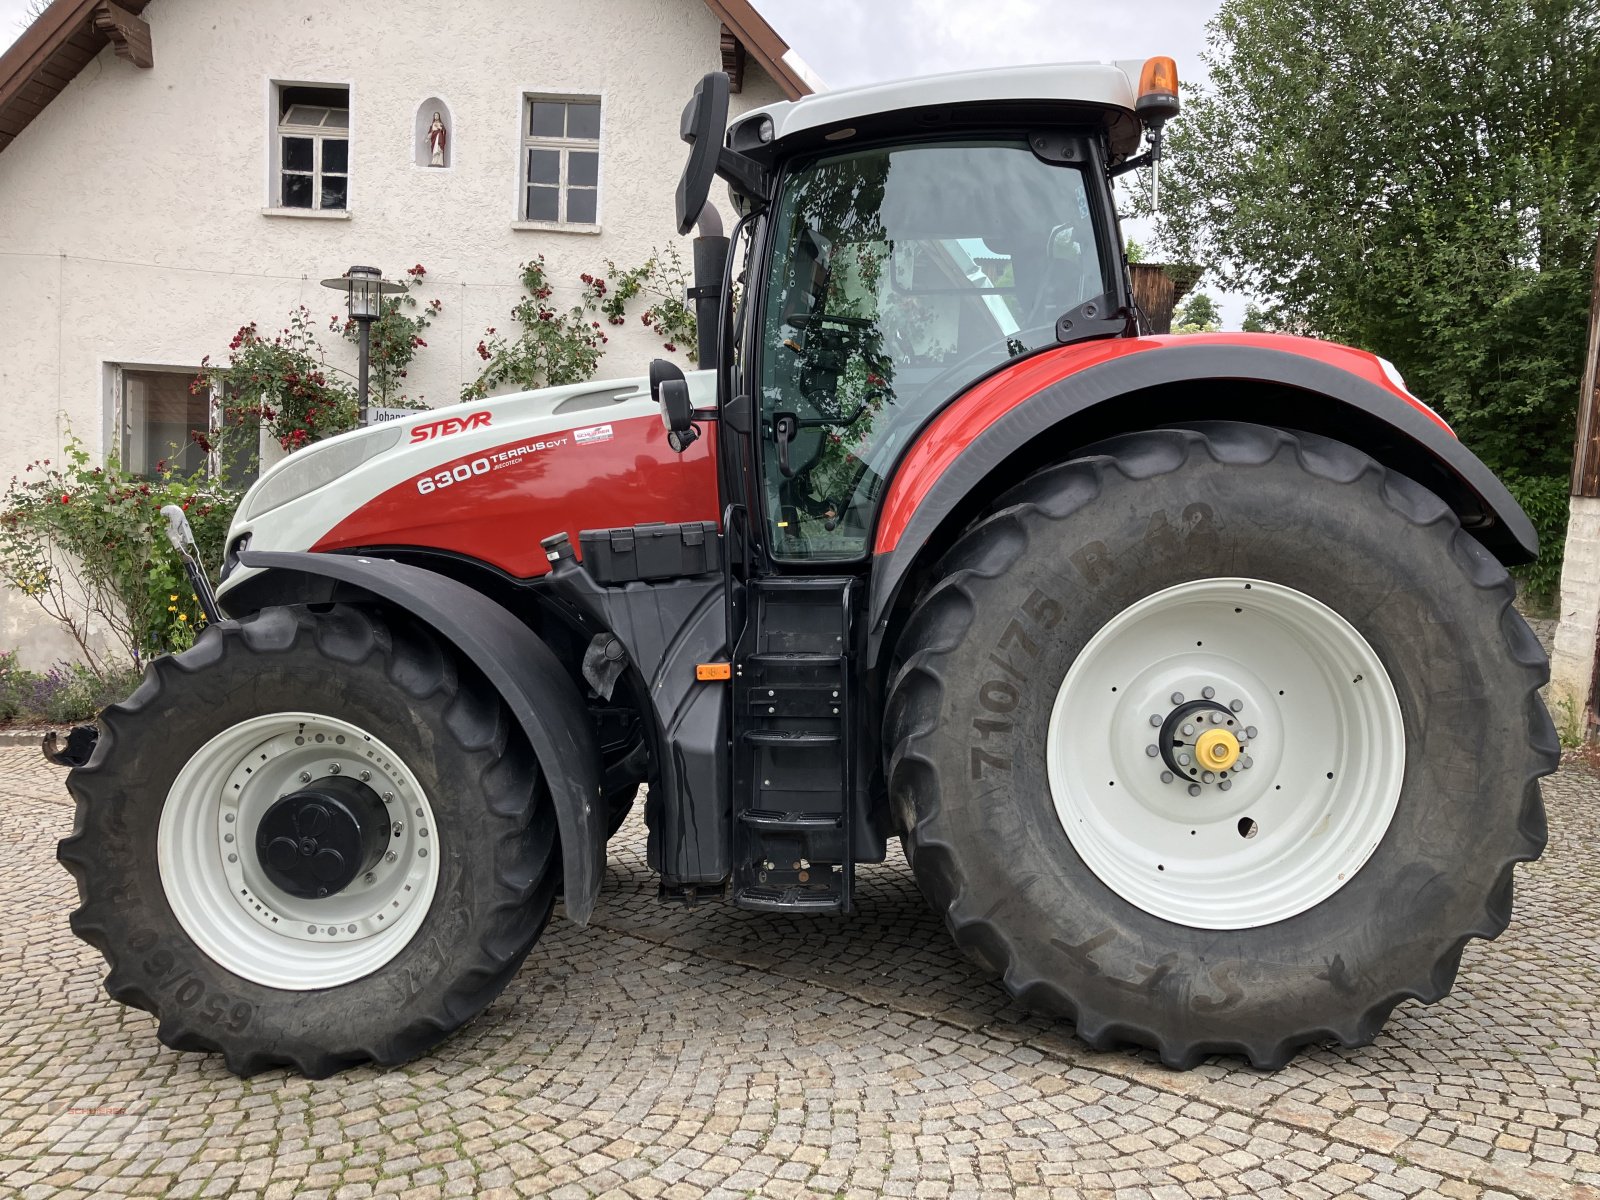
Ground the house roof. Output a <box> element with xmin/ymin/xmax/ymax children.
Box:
<box><xmin>0</xmin><ymin>0</ymin><xmax>152</xmax><ymax>154</ymax></box>
<box><xmin>0</xmin><ymin>0</ymin><xmax>814</xmax><ymax>157</ymax></box>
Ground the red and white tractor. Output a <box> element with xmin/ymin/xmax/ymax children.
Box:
<box><xmin>55</xmin><ymin>59</ymin><xmax>1555</xmax><ymax>1077</ymax></box>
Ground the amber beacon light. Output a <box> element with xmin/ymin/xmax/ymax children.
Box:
<box><xmin>1137</xmin><ymin>56</ymin><xmax>1181</xmax><ymax>122</ymax></box>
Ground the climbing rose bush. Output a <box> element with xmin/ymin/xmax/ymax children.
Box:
<box><xmin>0</xmin><ymin>437</ymin><xmax>237</xmax><ymax>673</ymax></box>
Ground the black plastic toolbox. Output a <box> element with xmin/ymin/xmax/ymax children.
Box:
<box><xmin>578</xmin><ymin>521</ymin><xmax>721</xmax><ymax>583</ymax></box>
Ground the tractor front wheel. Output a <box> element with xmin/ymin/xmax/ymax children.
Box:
<box><xmin>58</xmin><ymin>604</ymin><xmax>559</xmax><ymax>1077</ymax></box>
<box><xmin>885</xmin><ymin>423</ymin><xmax>1556</xmax><ymax>1068</ymax></box>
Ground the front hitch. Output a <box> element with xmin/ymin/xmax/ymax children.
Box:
<box><xmin>43</xmin><ymin>725</ymin><xmax>99</xmax><ymax>768</ymax></box>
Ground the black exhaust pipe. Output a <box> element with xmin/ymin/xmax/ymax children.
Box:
<box><xmin>690</xmin><ymin>204</ymin><xmax>730</xmax><ymax>371</ymax></box>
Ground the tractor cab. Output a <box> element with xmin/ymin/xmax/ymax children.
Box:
<box><xmin>660</xmin><ymin>60</ymin><xmax>1179</xmax><ymax>565</ymax></box>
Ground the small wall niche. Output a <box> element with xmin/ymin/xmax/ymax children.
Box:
<box><xmin>415</xmin><ymin>98</ymin><xmax>452</xmax><ymax>169</ymax></box>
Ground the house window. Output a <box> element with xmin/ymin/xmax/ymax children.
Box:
<box><xmin>116</xmin><ymin>368</ymin><xmax>259</xmax><ymax>487</ymax></box>
<box><xmin>521</xmin><ymin>95</ymin><xmax>600</xmax><ymax>225</ymax></box>
<box><xmin>276</xmin><ymin>84</ymin><xmax>349</xmax><ymax>210</ymax></box>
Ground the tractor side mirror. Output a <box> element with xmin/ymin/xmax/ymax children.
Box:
<box><xmin>675</xmin><ymin>72</ymin><xmax>731</xmax><ymax>236</ymax></box>
<box><xmin>650</xmin><ymin>358</ymin><xmax>710</xmax><ymax>453</ymax></box>
<box><xmin>674</xmin><ymin>72</ymin><xmax>769</xmax><ymax>237</ymax></box>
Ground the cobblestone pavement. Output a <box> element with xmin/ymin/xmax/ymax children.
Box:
<box><xmin>2</xmin><ymin>744</ymin><xmax>1597</xmax><ymax>1200</ymax></box>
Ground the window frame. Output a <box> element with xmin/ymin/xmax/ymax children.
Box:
<box><xmin>107</xmin><ymin>363</ymin><xmax>262</xmax><ymax>486</ymax></box>
<box><xmin>265</xmin><ymin>79</ymin><xmax>354</xmax><ymax>217</ymax></box>
<box><xmin>514</xmin><ymin>90</ymin><xmax>603</xmax><ymax>231</ymax></box>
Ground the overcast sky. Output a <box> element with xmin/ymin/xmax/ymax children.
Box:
<box><xmin>0</xmin><ymin>0</ymin><xmax>1240</xmax><ymax>322</ymax></box>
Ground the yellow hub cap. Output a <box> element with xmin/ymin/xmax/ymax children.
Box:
<box><xmin>1195</xmin><ymin>728</ymin><xmax>1241</xmax><ymax>772</ymax></box>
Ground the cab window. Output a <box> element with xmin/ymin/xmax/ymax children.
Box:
<box><xmin>757</xmin><ymin>138</ymin><xmax>1107</xmax><ymax>559</ymax></box>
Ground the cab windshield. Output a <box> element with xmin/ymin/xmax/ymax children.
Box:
<box><xmin>757</xmin><ymin>137</ymin><xmax>1108</xmax><ymax>559</ymax></box>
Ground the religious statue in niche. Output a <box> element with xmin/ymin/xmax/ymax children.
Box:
<box><xmin>427</xmin><ymin>111</ymin><xmax>448</xmax><ymax>167</ymax></box>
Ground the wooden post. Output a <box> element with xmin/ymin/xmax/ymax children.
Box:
<box><xmin>1571</xmin><ymin>236</ymin><xmax>1600</xmax><ymax>497</ymax></box>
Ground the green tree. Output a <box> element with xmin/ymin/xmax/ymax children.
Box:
<box><xmin>1157</xmin><ymin>0</ymin><xmax>1600</xmax><ymax>478</ymax></box>
<box><xmin>1173</xmin><ymin>291</ymin><xmax>1223</xmax><ymax>333</ymax></box>
<box><xmin>1125</xmin><ymin>237</ymin><xmax>1146</xmax><ymax>264</ymax></box>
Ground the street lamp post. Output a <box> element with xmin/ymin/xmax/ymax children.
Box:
<box><xmin>321</xmin><ymin>265</ymin><xmax>405</xmax><ymax>426</ymax></box>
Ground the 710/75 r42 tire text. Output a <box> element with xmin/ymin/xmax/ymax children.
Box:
<box><xmin>57</xmin><ymin>603</ymin><xmax>559</xmax><ymax>1078</ymax></box>
<box><xmin>885</xmin><ymin>422</ymin><xmax>1557</xmax><ymax>1069</ymax></box>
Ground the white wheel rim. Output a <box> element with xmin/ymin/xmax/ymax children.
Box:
<box><xmin>158</xmin><ymin>713</ymin><xmax>440</xmax><ymax>989</ymax></box>
<box><xmin>1046</xmin><ymin>577</ymin><xmax>1404</xmax><ymax>929</ymax></box>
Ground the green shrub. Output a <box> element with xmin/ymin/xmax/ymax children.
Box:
<box><xmin>1502</xmin><ymin>473</ymin><xmax>1570</xmax><ymax>608</ymax></box>
<box><xmin>0</xmin><ymin>650</ymin><xmax>28</xmax><ymax>721</ymax></box>
<box><xmin>0</xmin><ymin>435</ymin><xmax>239</xmax><ymax>673</ymax></box>
<box><xmin>0</xmin><ymin>651</ymin><xmax>143</xmax><ymax>725</ymax></box>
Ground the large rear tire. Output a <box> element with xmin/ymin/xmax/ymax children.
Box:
<box><xmin>58</xmin><ymin>604</ymin><xmax>559</xmax><ymax>1078</ymax></box>
<box><xmin>884</xmin><ymin>423</ymin><xmax>1556</xmax><ymax>1068</ymax></box>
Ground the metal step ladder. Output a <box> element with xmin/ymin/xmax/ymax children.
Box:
<box><xmin>731</xmin><ymin>577</ymin><xmax>855</xmax><ymax>914</ymax></box>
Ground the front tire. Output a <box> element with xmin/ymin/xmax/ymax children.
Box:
<box><xmin>58</xmin><ymin>604</ymin><xmax>559</xmax><ymax>1078</ymax></box>
<box><xmin>885</xmin><ymin>423</ymin><xmax>1556</xmax><ymax>1068</ymax></box>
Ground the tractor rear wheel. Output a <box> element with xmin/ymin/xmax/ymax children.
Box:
<box><xmin>884</xmin><ymin>422</ymin><xmax>1555</xmax><ymax>1068</ymax></box>
<box><xmin>58</xmin><ymin>604</ymin><xmax>559</xmax><ymax>1077</ymax></box>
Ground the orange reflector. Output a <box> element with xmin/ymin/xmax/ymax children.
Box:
<box><xmin>696</xmin><ymin>663</ymin><xmax>732</xmax><ymax>681</ymax></box>
<box><xmin>1139</xmin><ymin>56</ymin><xmax>1179</xmax><ymax>102</ymax></box>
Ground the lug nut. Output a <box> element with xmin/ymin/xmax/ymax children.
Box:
<box><xmin>1145</xmin><ymin>745</ymin><xmax>1159</xmax><ymax>757</ymax></box>
<box><xmin>1202</xmin><ymin>771</ymin><xmax>1215</xmax><ymax>784</ymax></box>
<box><xmin>1241</xmin><ymin>757</ymin><xmax>1253</xmax><ymax>769</ymax></box>
<box><xmin>1178</xmin><ymin>753</ymin><xmax>1191</xmax><ymax>766</ymax></box>
<box><xmin>1212</xmin><ymin>712</ymin><xmax>1224</xmax><ymax>724</ymax></box>
<box><xmin>364</xmin><ymin>872</ymin><xmax>375</xmax><ymax>885</ymax></box>
<box><xmin>1170</xmin><ymin>692</ymin><xmax>1185</xmax><ymax>704</ymax></box>
<box><xmin>385</xmin><ymin>851</ymin><xmax>397</xmax><ymax>863</ymax></box>
<box><xmin>1182</xmin><ymin>723</ymin><xmax>1194</xmax><ymax>736</ymax></box>
<box><xmin>299</xmin><ymin>771</ymin><xmax>312</xmax><ymax>783</ymax></box>
<box><xmin>1219</xmin><ymin>779</ymin><xmax>1232</xmax><ymax>791</ymax></box>
<box><xmin>360</xmin><ymin>770</ymin><xmax>372</xmax><ymax>782</ymax></box>
<box><xmin>1202</xmin><ymin>686</ymin><xmax>1215</xmax><ymax>699</ymax></box>
<box><xmin>329</xmin><ymin>763</ymin><xmax>341</xmax><ymax>774</ymax></box>
<box><xmin>392</xmin><ymin>821</ymin><xmax>404</xmax><ymax>835</ymax></box>
<box><xmin>1160</xmin><ymin>771</ymin><xmax>1174</xmax><ymax>784</ymax></box>
<box><xmin>1246</xmin><ymin>726</ymin><xmax>1258</xmax><ymax>739</ymax></box>
<box><xmin>1230</xmin><ymin>699</ymin><xmax>1244</xmax><ymax>712</ymax></box>
<box><xmin>1188</xmin><ymin>784</ymin><xmax>1201</xmax><ymax>797</ymax></box>
<box><xmin>1149</xmin><ymin>714</ymin><xmax>1163</xmax><ymax>727</ymax></box>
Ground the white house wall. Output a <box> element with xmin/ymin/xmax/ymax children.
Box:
<box><xmin>0</xmin><ymin>0</ymin><xmax>787</xmax><ymax>668</ymax></box>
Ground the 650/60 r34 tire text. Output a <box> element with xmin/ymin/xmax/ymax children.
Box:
<box><xmin>57</xmin><ymin>604</ymin><xmax>559</xmax><ymax>1078</ymax></box>
<box><xmin>885</xmin><ymin>422</ymin><xmax>1557</xmax><ymax>1069</ymax></box>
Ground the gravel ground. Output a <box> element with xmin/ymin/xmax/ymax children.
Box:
<box><xmin>1</xmin><ymin>744</ymin><xmax>1596</xmax><ymax>1200</ymax></box>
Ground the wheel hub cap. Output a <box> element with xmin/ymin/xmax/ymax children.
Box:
<box><xmin>255</xmin><ymin>776</ymin><xmax>390</xmax><ymax>899</ymax></box>
<box><xmin>1195</xmin><ymin>728</ymin><xmax>1240</xmax><ymax>772</ymax></box>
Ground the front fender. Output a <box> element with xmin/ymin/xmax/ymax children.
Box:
<box><xmin>226</xmin><ymin>550</ymin><xmax>606</xmax><ymax>924</ymax></box>
<box><xmin>867</xmin><ymin>335</ymin><xmax>1536</xmax><ymax>664</ymax></box>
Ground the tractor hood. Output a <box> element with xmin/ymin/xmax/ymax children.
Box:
<box><xmin>217</xmin><ymin>371</ymin><xmax>721</xmax><ymax>599</ymax></box>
